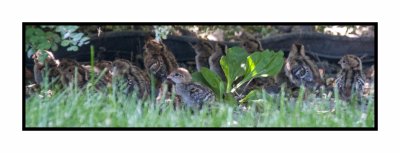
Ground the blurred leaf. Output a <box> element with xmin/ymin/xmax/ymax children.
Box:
<box><xmin>72</xmin><ymin>33</ymin><xmax>83</xmax><ymax>42</ymax></box>
<box><xmin>52</xmin><ymin>34</ymin><xmax>61</xmax><ymax>43</ymax></box>
<box><xmin>199</xmin><ymin>67</ymin><xmax>225</xmax><ymax>98</ymax></box>
<box><xmin>192</xmin><ymin>71</ymin><xmax>208</xmax><ymax>86</ymax></box>
<box><xmin>33</xmin><ymin>28</ymin><xmax>45</xmax><ymax>36</ymax></box>
<box><xmin>66</xmin><ymin>26</ymin><xmax>79</xmax><ymax>32</ymax></box>
<box><xmin>37</xmin><ymin>41</ymin><xmax>51</xmax><ymax>50</ymax></box>
<box><xmin>38</xmin><ymin>50</ymin><xmax>48</xmax><ymax>63</ymax></box>
<box><xmin>26</xmin><ymin>27</ymin><xmax>35</xmax><ymax>37</ymax></box>
<box><xmin>239</xmin><ymin>89</ymin><xmax>263</xmax><ymax>103</ymax></box>
<box><xmin>61</xmin><ymin>40</ymin><xmax>70</xmax><ymax>47</ymax></box>
<box><xmin>223</xmin><ymin>93</ymin><xmax>238</xmax><ymax>106</ymax></box>
<box><xmin>55</xmin><ymin>26</ymin><xmax>65</xmax><ymax>32</ymax></box>
<box><xmin>63</xmin><ymin>31</ymin><xmax>71</xmax><ymax>39</ymax></box>
<box><xmin>78</xmin><ymin>37</ymin><xmax>90</xmax><ymax>46</ymax></box>
<box><xmin>51</xmin><ymin>43</ymin><xmax>58</xmax><ymax>51</ymax></box>
<box><xmin>67</xmin><ymin>46</ymin><xmax>79</xmax><ymax>51</ymax></box>
<box><xmin>27</xmin><ymin>48</ymin><xmax>35</xmax><ymax>58</ymax></box>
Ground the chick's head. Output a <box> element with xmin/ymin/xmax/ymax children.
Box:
<box><xmin>339</xmin><ymin>55</ymin><xmax>362</xmax><ymax>70</ymax></box>
<box><xmin>167</xmin><ymin>68</ymin><xmax>192</xmax><ymax>84</ymax></box>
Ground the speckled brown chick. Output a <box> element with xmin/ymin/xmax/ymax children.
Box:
<box><xmin>190</xmin><ymin>39</ymin><xmax>214</xmax><ymax>71</ymax></box>
<box><xmin>167</xmin><ymin>68</ymin><xmax>215</xmax><ymax>109</ymax></box>
<box><xmin>239</xmin><ymin>32</ymin><xmax>263</xmax><ymax>54</ymax></box>
<box><xmin>143</xmin><ymin>38</ymin><xmax>178</xmax><ymax>90</ymax></box>
<box><xmin>284</xmin><ymin>43</ymin><xmax>323</xmax><ymax>90</ymax></box>
<box><xmin>60</xmin><ymin>65</ymin><xmax>88</xmax><ymax>88</ymax></box>
<box><xmin>208</xmin><ymin>42</ymin><xmax>227</xmax><ymax>81</ymax></box>
<box><xmin>92</xmin><ymin>60</ymin><xmax>113</xmax><ymax>89</ymax></box>
<box><xmin>57</xmin><ymin>59</ymin><xmax>88</xmax><ymax>88</ymax></box>
<box><xmin>111</xmin><ymin>59</ymin><xmax>150</xmax><ymax>99</ymax></box>
<box><xmin>32</xmin><ymin>50</ymin><xmax>60</xmax><ymax>85</ymax></box>
<box><xmin>335</xmin><ymin>55</ymin><xmax>366</xmax><ymax>101</ymax></box>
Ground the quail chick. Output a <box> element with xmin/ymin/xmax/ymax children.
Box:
<box><xmin>284</xmin><ymin>43</ymin><xmax>323</xmax><ymax>90</ymax></box>
<box><xmin>58</xmin><ymin>59</ymin><xmax>81</xmax><ymax>71</ymax></box>
<box><xmin>238</xmin><ymin>32</ymin><xmax>263</xmax><ymax>54</ymax></box>
<box><xmin>60</xmin><ymin>65</ymin><xmax>88</xmax><ymax>88</ymax></box>
<box><xmin>91</xmin><ymin>60</ymin><xmax>113</xmax><ymax>89</ymax></box>
<box><xmin>32</xmin><ymin>50</ymin><xmax>60</xmax><ymax>85</ymax></box>
<box><xmin>81</xmin><ymin>62</ymin><xmax>111</xmax><ymax>90</ymax></box>
<box><xmin>190</xmin><ymin>39</ymin><xmax>214</xmax><ymax>71</ymax></box>
<box><xmin>143</xmin><ymin>38</ymin><xmax>178</xmax><ymax>90</ymax></box>
<box><xmin>167</xmin><ymin>68</ymin><xmax>215</xmax><ymax>109</ymax></box>
<box><xmin>57</xmin><ymin>59</ymin><xmax>88</xmax><ymax>88</ymax></box>
<box><xmin>363</xmin><ymin>65</ymin><xmax>374</xmax><ymax>96</ymax></box>
<box><xmin>111</xmin><ymin>59</ymin><xmax>150</xmax><ymax>99</ymax></box>
<box><xmin>209</xmin><ymin>42</ymin><xmax>227</xmax><ymax>81</ymax></box>
<box><xmin>335</xmin><ymin>55</ymin><xmax>366</xmax><ymax>101</ymax></box>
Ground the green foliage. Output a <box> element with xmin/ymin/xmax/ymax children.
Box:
<box><xmin>25</xmin><ymin>25</ymin><xmax>90</xmax><ymax>61</ymax></box>
<box><xmin>220</xmin><ymin>47</ymin><xmax>248</xmax><ymax>92</ymax></box>
<box><xmin>192</xmin><ymin>68</ymin><xmax>226</xmax><ymax>101</ymax></box>
<box><xmin>25</xmin><ymin>83</ymin><xmax>375</xmax><ymax>127</ymax></box>
<box><xmin>234</xmin><ymin>50</ymin><xmax>284</xmax><ymax>90</ymax></box>
<box><xmin>192</xmin><ymin>47</ymin><xmax>284</xmax><ymax>106</ymax></box>
<box><xmin>154</xmin><ymin>25</ymin><xmax>172</xmax><ymax>41</ymax></box>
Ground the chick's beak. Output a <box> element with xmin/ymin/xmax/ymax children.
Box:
<box><xmin>166</xmin><ymin>75</ymin><xmax>174</xmax><ymax>84</ymax></box>
<box><xmin>166</xmin><ymin>75</ymin><xmax>172</xmax><ymax>80</ymax></box>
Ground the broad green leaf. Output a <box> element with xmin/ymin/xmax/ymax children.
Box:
<box><xmin>199</xmin><ymin>67</ymin><xmax>225</xmax><ymax>98</ymax></box>
<box><xmin>66</xmin><ymin>26</ymin><xmax>79</xmax><ymax>32</ymax></box>
<box><xmin>192</xmin><ymin>71</ymin><xmax>208</xmax><ymax>86</ymax></box>
<box><xmin>72</xmin><ymin>33</ymin><xmax>83</xmax><ymax>42</ymax></box>
<box><xmin>52</xmin><ymin>34</ymin><xmax>61</xmax><ymax>43</ymax></box>
<box><xmin>27</xmin><ymin>48</ymin><xmax>35</xmax><ymax>58</ymax></box>
<box><xmin>61</xmin><ymin>40</ymin><xmax>70</xmax><ymax>47</ymax></box>
<box><xmin>239</xmin><ymin>89</ymin><xmax>263</xmax><ymax>103</ymax></box>
<box><xmin>55</xmin><ymin>26</ymin><xmax>65</xmax><ymax>32</ymax></box>
<box><xmin>26</xmin><ymin>27</ymin><xmax>35</xmax><ymax>37</ymax></box>
<box><xmin>37</xmin><ymin>42</ymin><xmax>51</xmax><ymax>50</ymax></box>
<box><xmin>220</xmin><ymin>47</ymin><xmax>248</xmax><ymax>93</ymax></box>
<box><xmin>67</xmin><ymin>46</ymin><xmax>78</xmax><ymax>51</ymax></box>
<box><xmin>33</xmin><ymin>28</ymin><xmax>45</xmax><ymax>36</ymax></box>
<box><xmin>51</xmin><ymin>43</ymin><xmax>58</xmax><ymax>52</ymax></box>
<box><xmin>78</xmin><ymin>37</ymin><xmax>90</xmax><ymax>46</ymax></box>
<box><xmin>223</xmin><ymin>93</ymin><xmax>238</xmax><ymax>106</ymax></box>
<box><xmin>263</xmin><ymin>50</ymin><xmax>285</xmax><ymax>77</ymax></box>
<box><xmin>235</xmin><ymin>50</ymin><xmax>284</xmax><ymax>89</ymax></box>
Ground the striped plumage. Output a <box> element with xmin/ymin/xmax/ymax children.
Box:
<box><xmin>191</xmin><ymin>39</ymin><xmax>213</xmax><ymax>71</ymax></box>
<box><xmin>143</xmin><ymin>38</ymin><xmax>178</xmax><ymax>89</ymax></box>
<box><xmin>111</xmin><ymin>59</ymin><xmax>150</xmax><ymax>98</ymax></box>
<box><xmin>335</xmin><ymin>55</ymin><xmax>366</xmax><ymax>101</ymax></box>
<box><xmin>32</xmin><ymin>50</ymin><xmax>60</xmax><ymax>85</ymax></box>
<box><xmin>58</xmin><ymin>59</ymin><xmax>88</xmax><ymax>88</ymax></box>
<box><xmin>284</xmin><ymin>43</ymin><xmax>323</xmax><ymax>89</ymax></box>
<box><xmin>94</xmin><ymin>60</ymin><xmax>113</xmax><ymax>89</ymax></box>
<box><xmin>168</xmin><ymin>68</ymin><xmax>215</xmax><ymax>109</ymax></box>
<box><xmin>239</xmin><ymin>32</ymin><xmax>263</xmax><ymax>54</ymax></box>
<box><xmin>208</xmin><ymin>42</ymin><xmax>227</xmax><ymax>81</ymax></box>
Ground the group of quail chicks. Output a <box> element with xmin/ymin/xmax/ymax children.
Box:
<box><xmin>25</xmin><ymin>32</ymin><xmax>375</xmax><ymax>113</ymax></box>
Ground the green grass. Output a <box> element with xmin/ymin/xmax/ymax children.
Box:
<box><xmin>25</xmin><ymin>84</ymin><xmax>375</xmax><ymax>128</ymax></box>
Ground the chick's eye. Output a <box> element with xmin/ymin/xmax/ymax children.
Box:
<box><xmin>174</xmin><ymin>73</ymin><xmax>180</xmax><ymax>77</ymax></box>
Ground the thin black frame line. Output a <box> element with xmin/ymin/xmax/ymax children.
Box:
<box><xmin>22</xmin><ymin>22</ymin><xmax>378</xmax><ymax>131</ymax></box>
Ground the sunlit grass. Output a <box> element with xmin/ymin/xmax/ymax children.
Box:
<box><xmin>25</xmin><ymin>81</ymin><xmax>375</xmax><ymax>128</ymax></box>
